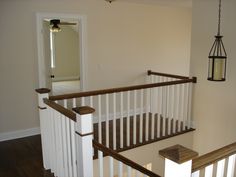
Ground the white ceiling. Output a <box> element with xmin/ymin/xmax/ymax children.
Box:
<box><xmin>118</xmin><ymin>0</ymin><xmax>192</xmax><ymax>7</ymax></box>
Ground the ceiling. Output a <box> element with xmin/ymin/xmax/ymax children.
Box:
<box><xmin>118</xmin><ymin>0</ymin><xmax>192</xmax><ymax>7</ymax></box>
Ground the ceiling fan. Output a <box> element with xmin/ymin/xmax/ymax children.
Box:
<box><xmin>50</xmin><ymin>19</ymin><xmax>77</xmax><ymax>32</ymax></box>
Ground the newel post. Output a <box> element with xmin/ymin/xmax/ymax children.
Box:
<box><xmin>35</xmin><ymin>88</ymin><xmax>51</xmax><ymax>170</ymax></box>
<box><xmin>159</xmin><ymin>145</ymin><xmax>198</xmax><ymax>177</ymax></box>
<box><xmin>72</xmin><ymin>106</ymin><xmax>95</xmax><ymax>177</ymax></box>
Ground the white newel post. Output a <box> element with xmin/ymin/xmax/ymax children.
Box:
<box><xmin>72</xmin><ymin>106</ymin><xmax>95</xmax><ymax>177</ymax></box>
<box><xmin>35</xmin><ymin>88</ymin><xmax>51</xmax><ymax>170</ymax></box>
<box><xmin>159</xmin><ymin>145</ymin><xmax>198</xmax><ymax>177</ymax></box>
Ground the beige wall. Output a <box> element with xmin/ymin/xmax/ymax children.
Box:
<box><xmin>52</xmin><ymin>25</ymin><xmax>80</xmax><ymax>81</ymax></box>
<box><xmin>190</xmin><ymin>0</ymin><xmax>236</xmax><ymax>154</ymax></box>
<box><xmin>0</xmin><ymin>0</ymin><xmax>191</xmax><ymax>133</ymax></box>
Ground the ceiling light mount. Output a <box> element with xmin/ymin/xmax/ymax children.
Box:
<box><xmin>50</xmin><ymin>19</ymin><xmax>61</xmax><ymax>33</ymax></box>
<box><xmin>105</xmin><ymin>0</ymin><xmax>115</xmax><ymax>3</ymax></box>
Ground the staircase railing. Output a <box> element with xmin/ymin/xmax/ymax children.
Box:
<box><xmin>48</xmin><ymin>70</ymin><xmax>196</xmax><ymax>151</ymax></box>
<box><xmin>192</xmin><ymin>142</ymin><xmax>236</xmax><ymax>177</ymax></box>
<box><xmin>159</xmin><ymin>142</ymin><xmax>236</xmax><ymax>177</ymax></box>
<box><xmin>36</xmin><ymin>70</ymin><xmax>197</xmax><ymax>177</ymax></box>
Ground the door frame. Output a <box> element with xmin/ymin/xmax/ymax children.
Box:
<box><xmin>36</xmin><ymin>12</ymin><xmax>87</xmax><ymax>92</ymax></box>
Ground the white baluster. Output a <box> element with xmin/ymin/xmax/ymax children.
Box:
<box><xmin>52</xmin><ymin>110</ymin><xmax>60</xmax><ymax>176</ymax></box>
<box><xmin>136</xmin><ymin>170</ymin><xmax>140</xmax><ymax>177</ymax></box>
<box><xmin>127</xmin><ymin>166</ymin><xmax>131</xmax><ymax>177</ymax></box>
<box><xmin>167</xmin><ymin>78</ymin><xmax>172</xmax><ymax>135</ymax></box>
<box><xmin>158</xmin><ymin>77</ymin><xmax>163</xmax><ymax>137</ymax></box>
<box><xmin>192</xmin><ymin>170</ymin><xmax>200</xmax><ymax>177</ymax></box>
<box><xmin>227</xmin><ymin>154</ymin><xmax>236</xmax><ymax>177</ymax></box>
<box><xmin>162</xmin><ymin>81</ymin><xmax>167</xmax><ymax>137</ymax></box>
<box><xmin>180</xmin><ymin>84</ymin><xmax>185</xmax><ymax>131</ymax></box>
<box><xmin>106</xmin><ymin>94</ymin><xmax>110</xmax><ymax>147</ymax></box>
<box><xmin>57</xmin><ymin>113</ymin><xmax>65</xmax><ymax>177</ymax></box>
<box><xmin>72</xmin><ymin>98</ymin><xmax>78</xmax><ymax>177</ymax></box>
<box><xmin>145</xmin><ymin>89</ymin><xmax>150</xmax><ymax>141</ymax></box>
<box><xmin>98</xmin><ymin>95</ymin><xmax>102</xmax><ymax>144</ymax></box>
<box><xmin>140</xmin><ymin>89</ymin><xmax>144</xmax><ymax>143</ymax></box>
<box><xmin>89</xmin><ymin>96</ymin><xmax>93</xmax><ymax>107</ymax></box>
<box><xmin>70</xmin><ymin>120</ymin><xmax>77</xmax><ymax>177</ymax></box>
<box><xmin>134</xmin><ymin>90</ymin><xmax>137</xmax><ymax>144</ymax></box>
<box><xmin>118</xmin><ymin>161</ymin><xmax>123</xmax><ymax>177</ymax></box>
<box><xmin>120</xmin><ymin>92</ymin><xmax>124</xmax><ymax>148</ymax></box>
<box><xmin>72</xmin><ymin>98</ymin><xmax>76</xmax><ymax>107</ymax></box>
<box><xmin>170</xmin><ymin>79</ymin><xmax>175</xmax><ymax>134</ymax></box>
<box><xmin>175</xmin><ymin>84</ymin><xmax>180</xmax><ymax>132</ymax></box>
<box><xmin>113</xmin><ymin>93</ymin><xmax>117</xmax><ymax>150</ymax></box>
<box><xmin>205</xmin><ymin>164</ymin><xmax>214</xmax><ymax>177</ymax></box>
<box><xmin>216</xmin><ymin>159</ymin><xmax>225</xmax><ymax>177</ymax></box>
<box><xmin>99</xmin><ymin>151</ymin><xmax>104</xmax><ymax>177</ymax></box>
<box><xmin>50</xmin><ymin>113</ymin><xmax>55</xmax><ymax>171</ymax></box>
<box><xmin>81</xmin><ymin>97</ymin><xmax>85</xmax><ymax>106</ymax></box>
<box><xmin>61</xmin><ymin>102</ymin><xmax>69</xmax><ymax>177</ymax></box>
<box><xmin>127</xmin><ymin>91</ymin><xmax>130</xmax><ymax>146</ymax></box>
<box><xmin>187</xmin><ymin>83</ymin><xmax>193</xmax><ymax>129</ymax></box>
<box><xmin>109</xmin><ymin>157</ymin><xmax>114</xmax><ymax>177</ymax></box>
<box><xmin>151</xmin><ymin>77</ymin><xmax>155</xmax><ymax>139</ymax></box>
<box><xmin>64</xmin><ymin>100</ymin><xmax>73</xmax><ymax>177</ymax></box>
<box><xmin>183</xmin><ymin>84</ymin><xmax>188</xmax><ymax>130</ymax></box>
<box><xmin>52</xmin><ymin>109</ymin><xmax>58</xmax><ymax>176</ymax></box>
<box><xmin>156</xmin><ymin>76</ymin><xmax>161</xmax><ymax>138</ymax></box>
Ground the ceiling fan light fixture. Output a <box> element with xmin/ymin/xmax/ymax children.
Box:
<box><xmin>105</xmin><ymin>0</ymin><xmax>115</xmax><ymax>3</ymax></box>
<box><xmin>50</xmin><ymin>19</ymin><xmax>61</xmax><ymax>32</ymax></box>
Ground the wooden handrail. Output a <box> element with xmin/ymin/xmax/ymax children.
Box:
<box><xmin>49</xmin><ymin>78</ymin><xmax>195</xmax><ymax>101</ymax></box>
<box><xmin>192</xmin><ymin>142</ymin><xmax>236</xmax><ymax>172</ymax></box>
<box><xmin>147</xmin><ymin>70</ymin><xmax>193</xmax><ymax>80</ymax></box>
<box><xmin>93</xmin><ymin>140</ymin><xmax>161</xmax><ymax>177</ymax></box>
<box><xmin>43</xmin><ymin>98</ymin><xmax>76</xmax><ymax>121</ymax></box>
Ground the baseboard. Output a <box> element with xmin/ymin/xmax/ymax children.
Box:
<box><xmin>0</xmin><ymin>127</ymin><xmax>40</xmax><ymax>142</ymax></box>
<box><xmin>52</xmin><ymin>76</ymin><xmax>79</xmax><ymax>82</ymax></box>
<box><xmin>93</xmin><ymin>106</ymin><xmax>150</xmax><ymax>123</ymax></box>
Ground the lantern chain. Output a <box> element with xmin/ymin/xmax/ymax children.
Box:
<box><xmin>217</xmin><ymin>0</ymin><xmax>222</xmax><ymax>35</ymax></box>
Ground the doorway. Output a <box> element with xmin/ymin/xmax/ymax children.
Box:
<box><xmin>36</xmin><ymin>13</ymin><xmax>87</xmax><ymax>95</ymax></box>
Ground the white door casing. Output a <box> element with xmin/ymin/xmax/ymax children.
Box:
<box><xmin>36</xmin><ymin>13</ymin><xmax>87</xmax><ymax>92</ymax></box>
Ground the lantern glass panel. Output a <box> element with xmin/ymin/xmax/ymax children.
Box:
<box><xmin>208</xmin><ymin>57</ymin><xmax>226</xmax><ymax>81</ymax></box>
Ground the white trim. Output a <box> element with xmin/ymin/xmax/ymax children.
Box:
<box><xmin>52</xmin><ymin>76</ymin><xmax>80</xmax><ymax>82</ymax></box>
<box><xmin>0</xmin><ymin>127</ymin><xmax>40</xmax><ymax>142</ymax></box>
<box><xmin>36</xmin><ymin>12</ymin><xmax>87</xmax><ymax>91</ymax></box>
<box><xmin>93</xmin><ymin>107</ymin><xmax>150</xmax><ymax>123</ymax></box>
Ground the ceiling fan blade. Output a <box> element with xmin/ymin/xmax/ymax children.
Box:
<box><xmin>59</xmin><ymin>22</ymin><xmax>77</xmax><ymax>25</ymax></box>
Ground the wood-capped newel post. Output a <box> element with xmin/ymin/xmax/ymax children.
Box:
<box><xmin>72</xmin><ymin>106</ymin><xmax>95</xmax><ymax>177</ymax></box>
<box><xmin>35</xmin><ymin>88</ymin><xmax>51</xmax><ymax>170</ymax></box>
<box><xmin>159</xmin><ymin>144</ymin><xmax>198</xmax><ymax>177</ymax></box>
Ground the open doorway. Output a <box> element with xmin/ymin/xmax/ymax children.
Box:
<box><xmin>47</xmin><ymin>19</ymin><xmax>80</xmax><ymax>95</ymax></box>
<box><xmin>36</xmin><ymin>13</ymin><xmax>87</xmax><ymax>95</ymax></box>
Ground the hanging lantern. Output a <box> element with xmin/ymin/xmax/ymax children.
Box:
<box><xmin>208</xmin><ymin>0</ymin><xmax>227</xmax><ymax>81</ymax></box>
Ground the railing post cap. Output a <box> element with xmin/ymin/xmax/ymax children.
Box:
<box><xmin>192</xmin><ymin>77</ymin><xmax>197</xmax><ymax>83</ymax></box>
<box><xmin>35</xmin><ymin>88</ymin><xmax>51</xmax><ymax>94</ymax></box>
<box><xmin>147</xmin><ymin>70</ymin><xmax>152</xmax><ymax>75</ymax></box>
<box><xmin>159</xmin><ymin>144</ymin><xmax>198</xmax><ymax>164</ymax></box>
<box><xmin>72</xmin><ymin>106</ymin><xmax>95</xmax><ymax>115</ymax></box>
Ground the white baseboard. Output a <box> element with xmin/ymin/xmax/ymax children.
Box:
<box><xmin>0</xmin><ymin>127</ymin><xmax>40</xmax><ymax>142</ymax></box>
<box><xmin>93</xmin><ymin>106</ymin><xmax>150</xmax><ymax>123</ymax></box>
<box><xmin>52</xmin><ymin>76</ymin><xmax>79</xmax><ymax>82</ymax></box>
